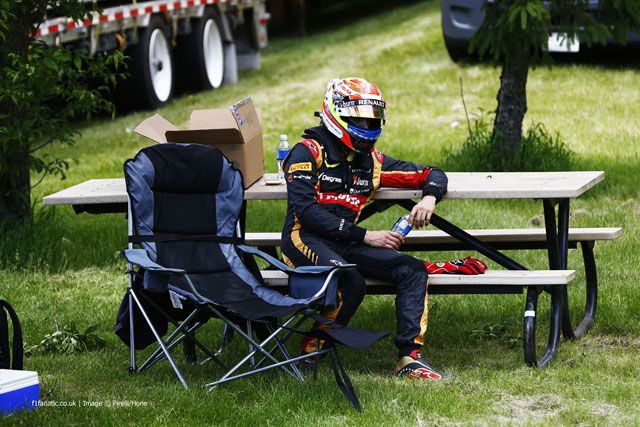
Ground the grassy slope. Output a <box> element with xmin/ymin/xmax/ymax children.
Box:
<box><xmin>2</xmin><ymin>0</ymin><xmax>639</xmax><ymax>424</ymax></box>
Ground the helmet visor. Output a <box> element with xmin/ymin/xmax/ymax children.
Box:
<box><xmin>335</xmin><ymin>98</ymin><xmax>386</xmax><ymax>120</ymax></box>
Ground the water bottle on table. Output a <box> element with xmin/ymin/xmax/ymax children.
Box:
<box><xmin>391</xmin><ymin>214</ymin><xmax>413</xmax><ymax>237</ymax></box>
<box><xmin>276</xmin><ymin>135</ymin><xmax>290</xmax><ymax>183</ymax></box>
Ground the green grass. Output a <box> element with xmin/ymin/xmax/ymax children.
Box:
<box><xmin>2</xmin><ymin>0</ymin><xmax>640</xmax><ymax>424</ymax></box>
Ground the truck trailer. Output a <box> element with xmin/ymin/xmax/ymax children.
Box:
<box><xmin>35</xmin><ymin>0</ymin><xmax>269</xmax><ymax>109</ymax></box>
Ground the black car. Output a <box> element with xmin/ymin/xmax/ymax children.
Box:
<box><xmin>442</xmin><ymin>0</ymin><xmax>640</xmax><ymax>61</ymax></box>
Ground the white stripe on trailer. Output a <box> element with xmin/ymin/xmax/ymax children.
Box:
<box><xmin>36</xmin><ymin>0</ymin><xmax>227</xmax><ymax>37</ymax></box>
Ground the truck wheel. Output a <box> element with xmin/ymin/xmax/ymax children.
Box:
<box><xmin>176</xmin><ymin>7</ymin><xmax>225</xmax><ymax>91</ymax></box>
<box><xmin>127</xmin><ymin>15</ymin><xmax>174</xmax><ymax>109</ymax></box>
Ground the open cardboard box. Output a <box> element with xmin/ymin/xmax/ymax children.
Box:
<box><xmin>134</xmin><ymin>97</ymin><xmax>265</xmax><ymax>188</ymax></box>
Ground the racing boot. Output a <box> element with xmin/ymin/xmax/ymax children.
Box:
<box><xmin>394</xmin><ymin>349</ymin><xmax>451</xmax><ymax>379</ymax></box>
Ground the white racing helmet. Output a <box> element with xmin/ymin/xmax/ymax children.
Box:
<box><xmin>320</xmin><ymin>77</ymin><xmax>386</xmax><ymax>154</ymax></box>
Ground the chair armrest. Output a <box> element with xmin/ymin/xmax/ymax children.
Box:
<box><xmin>238</xmin><ymin>244</ymin><xmax>358</xmax><ymax>306</ymax></box>
<box><xmin>237</xmin><ymin>244</ymin><xmax>295</xmax><ymax>272</ymax></box>
<box><xmin>237</xmin><ymin>244</ymin><xmax>356</xmax><ymax>274</ymax></box>
<box><xmin>122</xmin><ymin>249</ymin><xmax>186</xmax><ymax>274</ymax></box>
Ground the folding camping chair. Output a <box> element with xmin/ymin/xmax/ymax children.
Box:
<box><xmin>116</xmin><ymin>143</ymin><xmax>389</xmax><ymax>410</ymax></box>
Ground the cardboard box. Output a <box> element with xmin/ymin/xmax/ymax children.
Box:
<box><xmin>0</xmin><ymin>369</ymin><xmax>39</xmax><ymax>415</ymax></box>
<box><xmin>135</xmin><ymin>97</ymin><xmax>265</xmax><ymax>188</ymax></box>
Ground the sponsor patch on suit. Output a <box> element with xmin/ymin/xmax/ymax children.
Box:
<box><xmin>288</xmin><ymin>162</ymin><xmax>312</xmax><ymax>173</ymax></box>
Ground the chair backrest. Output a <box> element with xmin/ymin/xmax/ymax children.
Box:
<box><xmin>124</xmin><ymin>143</ymin><xmax>244</xmax><ymax>278</ymax></box>
<box><xmin>124</xmin><ymin>143</ymin><xmax>319</xmax><ymax>315</ymax></box>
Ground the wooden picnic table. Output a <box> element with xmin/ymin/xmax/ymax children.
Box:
<box><xmin>43</xmin><ymin>171</ymin><xmax>606</xmax><ymax>366</ymax></box>
<box><xmin>43</xmin><ymin>171</ymin><xmax>604</xmax><ymax>207</ymax></box>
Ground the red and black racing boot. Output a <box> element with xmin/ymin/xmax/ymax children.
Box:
<box><xmin>394</xmin><ymin>350</ymin><xmax>451</xmax><ymax>379</ymax></box>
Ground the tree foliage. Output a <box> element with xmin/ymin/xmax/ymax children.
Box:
<box><xmin>467</xmin><ymin>0</ymin><xmax>640</xmax><ymax>169</ymax></box>
<box><xmin>0</xmin><ymin>0</ymin><xmax>125</xmax><ymax>225</ymax></box>
<box><xmin>471</xmin><ymin>0</ymin><xmax>640</xmax><ymax>66</ymax></box>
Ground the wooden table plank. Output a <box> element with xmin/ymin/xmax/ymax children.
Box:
<box><xmin>244</xmin><ymin>227</ymin><xmax>623</xmax><ymax>246</ymax></box>
<box><xmin>43</xmin><ymin>171</ymin><xmax>605</xmax><ymax>206</ymax></box>
<box><xmin>43</xmin><ymin>179</ymin><xmax>127</xmax><ymax>206</ymax></box>
<box><xmin>260</xmin><ymin>269</ymin><xmax>576</xmax><ymax>287</ymax></box>
<box><xmin>246</xmin><ymin>171</ymin><xmax>605</xmax><ymax>200</ymax></box>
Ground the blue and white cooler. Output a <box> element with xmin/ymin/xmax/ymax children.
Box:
<box><xmin>0</xmin><ymin>369</ymin><xmax>39</xmax><ymax>415</ymax></box>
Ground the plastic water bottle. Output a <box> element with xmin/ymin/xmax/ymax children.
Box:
<box><xmin>391</xmin><ymin>213</ymin><xmax>413</xmax><ymax>237</ymax></box>
<box><xmin>276</xmin><ymin>134</ymin><xmax>290</xmax><ymax>183</ymax></box>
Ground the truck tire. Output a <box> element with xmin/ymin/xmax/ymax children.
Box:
<box><xmin>126</xmin><ymin>15</ymin><xmax>174</xmax><ymax>109</ymax></box>
<box><xmin>176</xmin><ymin>7</ymin><xmax>225</xmax><ymax>91</ymax></box>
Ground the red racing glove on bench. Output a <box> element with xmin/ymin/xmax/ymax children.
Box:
<box><xmin>424</xmin><ymin>257</ymin><xmax>487</xmax><ymax>275</ymax></box>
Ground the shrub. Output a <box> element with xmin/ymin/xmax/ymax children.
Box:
<box><xmin>442</xmin><ymin>116</ymin><xmax>575</xmax><ymax>172</ymax></box>
<box><xmin>24</xmin><ymin>314</ymin><xmax>105</xmax><ymax>356</ymax></box>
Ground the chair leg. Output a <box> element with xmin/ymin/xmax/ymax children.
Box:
<box><xmin>134</xmin><ymin>291</ymin><xmax>228</xmax><ymax>370</ymax></box>
<box><xmin>129</xmin><ymin>289</ymin><xmax>189</xmax><ymax>390</ymax></box>
<box><xmin>264</xmin><ymin>324</ymin><xmax>304</xmax><ymax>381</ymax></box>
<box><xmin>219</xmin><ymin>321</ymin><xmax>300</xmax><ymax>383</ymax></box>
<box><xmin>215</xmin><ymin>324</ymin><xmax>234</xmax><ymax>357</ymax></box>
<box><xmin>247</xmin><ymin>320</ymin><xmax>255</xmax><ymax>368</ymax></box>
<box><xmin>206</xmin><ymin>347</ymin><xmax>341</xmax><ymax>389</ymax></box>
<box><xmin>138</xmin><ymin>307</ymin><xmax>203</xmax><ymax>371</ymax></box>
<box><xmin>254</xmin><ymin>316</ymin><xmax>307</xmax><ymax>370</ymax></box>
<box><xmin>203</xmin><ymin>307</ymin><xmax>304</xmax><ymax>389</ymax></box>
<box><xmin>128</xmin><ymin>291</ymin><xmax>137</xmax><ymax>373</ymax></box>
<box><xmin>200</xmin><ymin>324</ymin><xmax>235</xmax><ymax>366</ymax></box>
<box><xmin>141</xmin><ymin>321</ymin><xmax>205</xmax><ymax>371</ymax></box>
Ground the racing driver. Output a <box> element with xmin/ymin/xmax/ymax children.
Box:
<box><xmin>280</xmin><ymin>77</ymin><xmax>450</xmax><ymax>379</ymax></box>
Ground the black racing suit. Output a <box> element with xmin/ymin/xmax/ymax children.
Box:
<box><xmin>280</xmin><ymin>126</ymin><xmax>448</xmax><ymax>356</ymax></box>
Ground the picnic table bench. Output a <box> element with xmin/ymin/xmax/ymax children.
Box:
<box><xmin>43</xmin><ymin>171</ymin><xmax>620</xmax><ymax>367</ymax></box>
<box><xmin>250</xmin><ymin>226</ymin><xmax>621</xmax><ymax>363</ymax></box>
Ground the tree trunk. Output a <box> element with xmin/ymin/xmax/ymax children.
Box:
<box><xmin>0</xmin><ymin>138</ymin><xmax>32</xmax><ymax>227</ymax></box>
<box><xmin>492</xmin><ymin>53</ymin><xmax>530</xmax><ymax>169</ymax></box>
<box><xmin>0</xmin><ymin>8</ymin><xmax>32</xmax><ymax>227</ymax></box>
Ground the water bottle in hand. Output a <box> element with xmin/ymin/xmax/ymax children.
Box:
<box><xmin>391</xmin><ymin>214</ymin><xmax>413</xmax><ymax>237</ymax></box>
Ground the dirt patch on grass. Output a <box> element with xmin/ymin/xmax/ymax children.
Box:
<box><xmin>492</xmin><ymin>393</ymin><xmax>562</xmax><ymax>425</ymax></box>
<box><xmin>590</xmin><ymin>403</ymin><xmax>619</xmax><ymax>418</ymax></box>
<box><xmin>581</xmin><ymin>336</ymin><xmax>640</xmax><ymax>351</ymax></box>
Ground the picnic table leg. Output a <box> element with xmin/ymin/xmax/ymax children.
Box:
<box><xmin>544</xmin><ymin>199</ymin><xmax>577</xmax><ymax>340</ymax></box>
<box><xmin>535</xmin><ymin>199</ymin><xmax>569</xmax><ymax>366</ymax></box>
<box><xmin>544</xmin><ymin>199</ymin><xmax>597</xmax><ymax>340</ymax></box>
<box><xmin>523</xmin><ymin>287</ymin><xmax>539</xmax><ymax>365</ymax></box>
<box><xmin>543</xmin><ymin>199</ymin><xmax>561</xmax><ymax>270</ymax></box>
<box><xmin>523</xmin><ymin>284</ymin><xmax>562</xmax><ymax>367</ymax></box>
<box><xmin>535</xmin><ymin>283</ymin><xmax>563</xmax><ymax>368</ymax></box>
<box><xmin>557</xmin><ymin>199</ymin><xmax>578</xmax><ymax>340</ymax></box>
<box><xmin>574</xmin><ymin>241</ymin><xmax>597</xmax><ymax>338</ymax></box>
